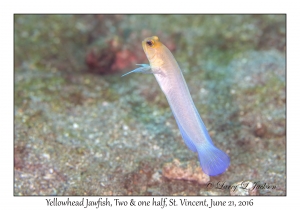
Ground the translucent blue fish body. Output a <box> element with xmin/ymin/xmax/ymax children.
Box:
<box><xmin>122</xmin><ymin>36</ymin><xmax>230</xmax><ymax>176</ymax></box>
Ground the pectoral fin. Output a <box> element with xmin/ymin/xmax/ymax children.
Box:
<box><xmin>121</xmin><ymin>64</ymin><xmax>162</xmax><ymax>77</ymax></box>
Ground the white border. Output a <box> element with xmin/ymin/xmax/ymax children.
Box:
<box><xmin>2</xmin><ymin>0</ymin><xmax>297</xmax><ymax>209</ymax></box>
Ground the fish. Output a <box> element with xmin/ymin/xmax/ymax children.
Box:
<box><xmin>122</xmin><ymin>36</ymin><xmax>230</xmax><ymax>176</ymax></box>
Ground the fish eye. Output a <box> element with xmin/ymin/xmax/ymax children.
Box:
<box><xmin>146</xmin><ymin>40</ymin><xmax>154</xmax><ymax>47</ymax></box>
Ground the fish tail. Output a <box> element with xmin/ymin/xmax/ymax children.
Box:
<box><xmin>196</xmin><ymin>142</ymin><xmax>230</xmax><ymax>176</ymax></box>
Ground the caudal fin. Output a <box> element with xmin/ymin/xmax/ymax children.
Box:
<box><xmin>196</xmin><ymin>143</ymin><xmax>230</xmax><ymax>176</ymax></box>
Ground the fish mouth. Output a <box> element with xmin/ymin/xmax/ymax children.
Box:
<box><xmin>142</xmin><ymin>40</ymin><xmax>153</xmax><ymax>61</ymax></box>
<box><xmin>142</xmin><ymin>40</ymin><xmax>147</xmax><ymax>53</ymax></box>
<box><xmin>142</xmin><ymin>36</ymin><xmax>160</xmax><ymax>63</ymax></box>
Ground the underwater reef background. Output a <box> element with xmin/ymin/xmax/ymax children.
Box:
<box><xmin>14</xmin><ymin>14</ymin><xmax>285</xmax><ymax>195</ymax></box>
